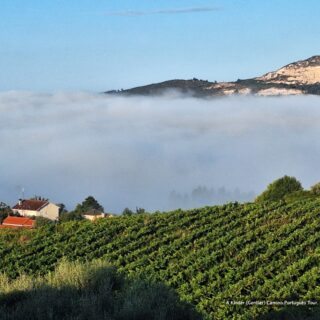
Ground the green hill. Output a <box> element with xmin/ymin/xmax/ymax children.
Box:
<box><xmin>1</xmin><ymin>199</ymin><xmax>320</xmax><ymax>319</ymax></box>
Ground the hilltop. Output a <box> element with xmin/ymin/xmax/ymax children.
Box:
<box><xmin>1</xmin><ymin>198</ymin><xmax>319</xmax><ymax>319</ymax></box>
<box><xmin>106</xmin><ymin>56</ymin><xmax>320</xmax><ymax>97</ymax></box>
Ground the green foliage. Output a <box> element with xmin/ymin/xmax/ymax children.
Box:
<box><xmin>75</xmin><ymin>196</ymin><xmax>104</xmax><ymax>213</ymax></box>
<box><xmin>256</xmin><ymin>175</ymin><xmax>303</xmax><ymax>202</ymax></box>
<box><xmin>310</xmin><ymin>182</ymin><xmax>320</xmax><ymax>196</ymax></box>
<box><xmin>57</xmin><ymin>203</ymin><xmax>68</xmax><ymax>215</ymax></box>
<box><xmin>0</xmin><ymin>212</ymin><xmax>8</xmax><ymax>224</ymax></box>
<box><xmin>59</xmin><ymin>196</ymin><xmax>104</xmax><ymax>222</ymax></box>
<box><xmin>283</xmin><ymin>190</ymin><xmax>315</xmax><ymax>202</ymax></box>
<box><xmin>122</xmin><ymin>207</ymin><xmax>146</xmax><ymax>216</ymax></box>
<box><xmin>1</xmin><ymin>199</ymin><xmax>320</xmax><ymax>319</ymax></box>
<box><xmin>135</xmin><ymin>207</ymin><xmax>146</xmax><ymax>214</ymax></box>
<box><xmin>35</xmin><ymin>216</ymin><xmax>54</xmax><ymax>227</ymax></box>
<box><xmin>122</xmin><ymin>207</ymin><xmax>134</xmax><ymax>216</ymax></box>
<box><xmin>0</xmin><ymin>260</ymin><xmax>200</xmax><ymax>320</ymax></box>
<box><xmin>59</xmin><ymin>211</ymin><xmax>84</xmax><ymax>222</ymax></box>
<box><xmin>0</xmin><ymin>202</ymin><xmax>13</xmax><ymax>223</ymax></box>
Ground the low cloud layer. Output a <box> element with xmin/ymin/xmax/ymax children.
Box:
<box><xmin>1</xmin><ymin>92</ymin><xmax>320</xmax><ymax>213</ymax></box>
<box><xmin>105</xmin><ymin>7</ymin><xmax>219</xmax><ymax>17</ymax></box>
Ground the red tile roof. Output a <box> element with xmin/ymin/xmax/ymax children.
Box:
<box><xmin>12</xmin><ymin>200</ymin><xmax>48</xmax><ymax>211</ymax></box>
<box><xmin>2</xmin><ymin>216</ymin><xmax>35</xmax><ymax>228</ymax></box>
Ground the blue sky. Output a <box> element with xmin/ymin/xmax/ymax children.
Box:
<box><xmin>1</xmin><ymin>0</ymin><xmax>320</xmax><ymax>92</ymax></box>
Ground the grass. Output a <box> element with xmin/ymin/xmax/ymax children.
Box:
<box><xmin>0</xmin><ymin>259</ymin><xmax>201</xmax><ymax>320</ymax></box>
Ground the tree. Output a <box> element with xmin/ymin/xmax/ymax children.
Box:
<box><xmin>135</xmin><ymin>207</ymin><xmax>146</xmax><ymax>214</ymax></box>
<box><xmin>57</xmin><ymin>203</ymin><xmax>68</xmax><ymax>215</ymax></box>
<box><xmin>59</xmin><ymin>196</ymin><xmax>104</xmax><ymax>223</ymax></box>
<box><xmin>75</xmin><ymin>196</ymin><xmax>104</xmax><ymax>213</ymax></box>
<box><xmin>122</xmin><ymin>207</ymin><xmax>146</xmax><ymax>216</ymax></box>
<box><xmin>35</xmin><ymin>216</ymin><xmax>54</xmax><ymax>227</ymax></box>
<box><xmin>122</xmin><ymin>208</ymin><xmax>134</xmax><ymax>216</ymax></box>
<box><xmin>310</xmin><ymin>182</ymin><xmax>320</xmax><ymax>195</ymax></box>
<box><xmin>255</xmin><ymin>176</ymin><xmax>303</xmax><ymax>202</ymax></box>
<box><xmin>59</xmin><ymin>211</ymin><xmax>84</xmax><ymax>222</ymax></box>
<box><xmin>0</xmin><ymin>202</ymin><xmax>12</xmax><ymax>223</ymax></box>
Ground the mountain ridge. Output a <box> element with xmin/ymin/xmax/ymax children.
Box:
<box><xmin>106</xmin><ymin>56</ymin><xmax>320</xmax><ymax>97</ymax></box>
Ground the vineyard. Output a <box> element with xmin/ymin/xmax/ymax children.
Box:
<box><xmin>1</xmin><ymin>199</ymin><xmax>320</xmax><ymax>319</ymax></box>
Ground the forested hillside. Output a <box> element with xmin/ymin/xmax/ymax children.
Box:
<box><xmin>1</xmin><ymin>199</ymin><xmax>320</xmax><ymax>319</ymax></box>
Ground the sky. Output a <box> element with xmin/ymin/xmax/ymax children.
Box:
<box><xmin>1</xmin><ymin>1</ymin><xmax>320</xmax><ymax>213</ymax></box>
<box><xmin>1</xmin><ymin>0</ymin><xmax>320</xmax><ymax>92</ymax></box>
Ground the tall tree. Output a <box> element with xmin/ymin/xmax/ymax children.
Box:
<box><xmin>76</xmin><ymin>196</ymin><xmax>104</xmax><ymax>213</ymax></box>
<box><xmin>0</xmin><ymin>202</ymin><xmax>13</xmax><ymax>223</ymax></box>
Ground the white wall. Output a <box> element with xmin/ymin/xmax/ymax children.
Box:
<box><xmin>39</xmin><ymin>203</ymin><xmax>59</xmax><ymax>220</ymax></box>
<box><xmin>13</xmin><ymin>203</ymin><xmax>60</xmax><ymax>221</ymax></box>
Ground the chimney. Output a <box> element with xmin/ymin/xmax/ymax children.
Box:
<box><xmin>18</xmin><ymin>199</ymin><xmax>23</xmax><ymax>206</ymax></box>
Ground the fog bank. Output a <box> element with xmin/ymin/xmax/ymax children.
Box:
<box><xmin>1</xmin><ymin>92</ymin><xmax>319</xmax><ymax>213</ymax></box>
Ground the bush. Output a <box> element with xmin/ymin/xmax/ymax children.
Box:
<box><xmin>283</xmin><ymin>190</ymin><xmax>314</xmax><ymax>202</ymax></box>
<box><xmin>310</xmin><ymin>182</ymin><xmax>320</xmax><ymax>195</ymax></box>
<box><xmin>122</xmin><ymin>208</ymin><xmax>134</xmax><ymax>216</ymax></box>
<box><xmin>0</xmin><ymin>202</ymin><xmax>13</xmax><ymax>223</ymax></box>
<box><xmin>59</xmin><ymin>211</ymin><xmax>84</xmax><ymax>222</ymax></box>
<box><xmin>256</xmin><ymin>176</ymin><xmax>303</xmax><ymax>202</ymax></box>
<box><xmin>0</xmin><ymin>260</ymin><xmax>200</xmax><ymax>320</ymax></box>
<box><xmin>35</xmin><ymin>217</ymin><xmax>54</xmax><ymax>227</ymax></box>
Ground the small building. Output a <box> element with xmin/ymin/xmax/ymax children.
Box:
<box><xmin>12</xmin><ymin>199</ymin><xmax>60</xmax><ymax>221</ymax></box>
<box><xmin>0</xmin><ymin>216</ymin><xmax>35</xmax><ymax>229</ymax></box>
<box><xmin>83</xmin><ymin>209</ymin><xmax>113</xmax><ymax>221</ymax></box>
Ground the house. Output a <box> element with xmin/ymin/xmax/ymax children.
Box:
<box><xmin>83</xmin><ymin>209</ymin><xmax>113</xmax><ymax>221</ymax></box>
<box><xmin>12</xmin><ymin>199</ymin><xmax>60</xmax><ymax>221</ymax></box>
<box><xmin>0</xmin><ymin>216</ymin><xmax>35</xmax><ymax>229</ymax></box>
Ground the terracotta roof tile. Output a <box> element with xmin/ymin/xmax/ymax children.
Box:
<box><xmin>2</xmin><ymin>216</ymin><xmax>35</xmax><ymax>228</ymax></box>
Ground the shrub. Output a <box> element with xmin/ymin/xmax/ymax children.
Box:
<box><xmin>122</xmin><ymin>208</ymin><xmax>134</xmax><ymax>216</ymax></box>
<box><xmin>0</xmin><ymin>260</ymin><xmax>200</xmax><ymax>320</ymax></box>
<box><xmin>0</xmin><ymin>202</ymin><xmax>12</xmax><ymax>223</ymax></box>
<box><xmin>256</xmin><ymin>176</ymin><xmax>303</xmax><ymax>202</ymax></box>
<box><xmin>283</xmin><ymin>190</ymin><xmax>314</xmax><ymax>202</ymax></box>
<box><xmin>59</xmin><ymin>211</ymin><xmax>84</xmax><ymax>222</ymax></box>
<box><xmin>35</xmin><ymin>217</ymin><xmax>54</xmax><ymax>227</ymax></box>
<box><xmin>310</xmin><ymin>182</ymin><xmax>320</xmax><ymax>195</ymax></box>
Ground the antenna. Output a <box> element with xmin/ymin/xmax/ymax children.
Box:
<box><xmin>21</xmin><ymin>187</ymin><xmax>25</xmax><ymax>200</ymax></box>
